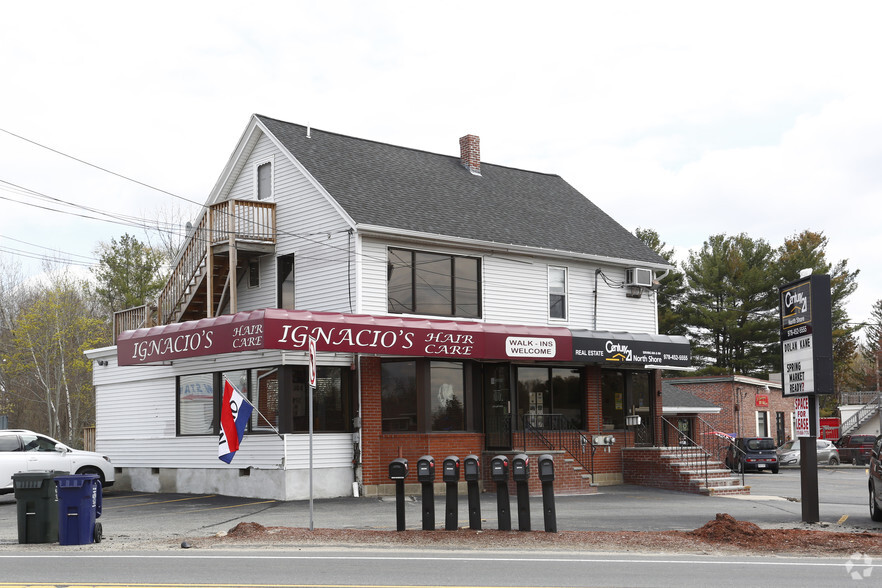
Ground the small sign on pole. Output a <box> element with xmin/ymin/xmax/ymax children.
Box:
<box><xmin>308</xmin><ymin>336</ymin><xmax>316</xmax><ymax>531</ymax></box>
<box><xmin>308</xmin><ymin>336</ymin><xmax>317</xmax><ymax>388</ymax></box>
<box><xmin>793</xmin><ymin>396</ymin><xmax>818</xmax><ymax>438</ymax></box>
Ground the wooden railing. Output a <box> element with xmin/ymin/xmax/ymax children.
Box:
<box><xmin>113</xmin><ymin>199</ymin><xmax>275</xmax><ymax>342</ymax></box>
<box><xmin>112</xmin><ymin>304</ymin><xmax>156</xmax><ymax>339</ymax></box>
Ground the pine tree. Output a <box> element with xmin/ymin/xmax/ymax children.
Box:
<box><xmin>681</xmin><ymin>233</ymin><xmax>779</xmax><ymax>375</ymax></box>
<box><xmin>91</xmin><ymin>233</ymin><xmax>167</xmax><ymax>313</ymax></box>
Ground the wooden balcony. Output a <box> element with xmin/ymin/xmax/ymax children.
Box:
<box><xmin>113</xmin><ymin>199</ymin><xmax>276</xmax><ymax>343</ymax></box>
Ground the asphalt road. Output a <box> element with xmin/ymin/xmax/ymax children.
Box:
<box><xmin>0</xmin><ymin>549</ymin><xmax>877</xmax><ymax>587</ymax></box>
<box><xmin>0</xmin><ymin>465</ymin><xmax>879</xmax><ymax>587</ymax></box>
<box><xmin>0</xmin><ymin>465</ymin><xmax>878</xmax><ymax>544</ymax></box>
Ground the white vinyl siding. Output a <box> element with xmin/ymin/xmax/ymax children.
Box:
<box><xmin>222</xmin><ymin>132</ymin><xmax>354</xmax><ymax>314</ymax></box>
<box><xmin>93</xmin><ymin>350</ymin><xmax>354</xmax><ymax>471</ymax></box>
<box><xmin>358</xmin><ymin>237</ymin><xmax>658</xmax><ymax>333</ymax></box>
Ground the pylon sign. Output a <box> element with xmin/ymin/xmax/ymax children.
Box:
<box><xmin>778</xmin><ymin>274</ymin><xmax>834</xmax><ymax>397</ymax></box>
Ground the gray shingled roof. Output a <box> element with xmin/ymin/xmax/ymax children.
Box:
<box><xmin>256</xmin><ymin>115</ymin><xmax>667</xmax><ymax>265</ymax></box>
<box><xmin>662</xmin><ymin>382</ymin><xmax>720</xmax><ymax>410</ymax></box>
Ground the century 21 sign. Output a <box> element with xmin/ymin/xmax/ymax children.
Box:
<box><xmin>778</xmin><ymin>274</ymin><xmax>834</xmax><ymax>397</ymax></box>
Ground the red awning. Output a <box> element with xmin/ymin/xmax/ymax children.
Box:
<box><xmin>116</xmin><ymin>309</ymin><xmax>572</xmax><ymax>365</ymax></box>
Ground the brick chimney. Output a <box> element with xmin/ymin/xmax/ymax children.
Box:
<box><xmin>459</xmin><ymin>134</ymin><xmax>481</xmax><ymax>176</ymax></box>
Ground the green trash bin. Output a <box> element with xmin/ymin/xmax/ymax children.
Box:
<box><xmin>13</xmin><ymin>471</ymin><xmax>61</xmax><ymax>544</ymax></box>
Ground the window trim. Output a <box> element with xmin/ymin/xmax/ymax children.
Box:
<box><xmin>254</xmin><ymin>158</ymin><xmax>274</xmax><ymax>201</ymax></box>
<box><xmin>548</xmin><ymin>265</ymin><xmax>568</xmax><ymax>321</ymax></box>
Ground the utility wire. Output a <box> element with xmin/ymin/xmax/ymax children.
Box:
<box><xmin>0</xmin><ymin>127</ymin><xmax>204</xmax><ymax>207</ymax></box>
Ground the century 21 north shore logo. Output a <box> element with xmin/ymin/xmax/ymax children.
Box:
<box><xmin>781</xmin><ymin>282</ymin><xmax>811</xmax><ymax>328</ymax></box>
<box><xmin>605</xmin><ymin>340</ymin><xmax>633</xmax><ymax>362</ymax></box>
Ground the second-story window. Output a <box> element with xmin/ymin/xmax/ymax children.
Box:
<box><xmin>387</xmin><ymin>247</ymin><xmax>481</xmax><ymax>318</ymax></box>
<box><xmin>257</xmin><ymin>162</ymin><xmax>272</xmax><ymax>200</ymax></box>
<box><xmin>277</xmin><ymin>254</ymin><xmax>295</xmax><ymax>309</ymax></box>
<box><xmin>549</xmin><ymin>266</ymin><xmax>567</xmax><ymax>320</ymax></box>
<box><xmin>248</xmin><ymin>259</ymin><xmax>260</xmax><ymax>288</ymax></box>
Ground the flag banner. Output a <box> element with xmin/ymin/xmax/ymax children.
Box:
<box><xmin>218</xmin><ymin>379</ymin><xmax>254</xmax><ymax>464</ymax></box>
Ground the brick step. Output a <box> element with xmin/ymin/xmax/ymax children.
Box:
<box><xmin>699</xmin><ymin>485</ymin><xmax>751</xmax><ymax>496</ymax></box>
<box><xmin>700</xmin><ymin>476</ymin><xmax>743</xmax><ymax>488</ymax></box>
<box><xmin>623</xmin><ymin>447</ymin><xmax>751</xmax><ymax>496</ymax></box>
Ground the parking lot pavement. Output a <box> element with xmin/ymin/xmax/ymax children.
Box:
<box><xmin>1</xmin><ymin>467</ymin><xmax>879</xmax><ymax>548</ymax></box>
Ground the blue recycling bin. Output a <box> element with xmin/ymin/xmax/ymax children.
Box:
<box><xmin>55</xmin><ymin>474</ymin><xmax>103</xmax><ymax>545</ymax></box>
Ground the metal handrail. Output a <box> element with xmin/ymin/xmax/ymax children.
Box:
<box><xmin>660</xmin><ymin>415</ymin><xmax>746</xmax><ymax>488</ymax></box>
<box><xmin>520</xmin><ymin>414</ymin><xmax>592</xmax><ymax>476</ymax></box>
<box><xmin>839</xmin><ymin>394</ymin><xmax>882</xmax><ymax>437</ymax></box>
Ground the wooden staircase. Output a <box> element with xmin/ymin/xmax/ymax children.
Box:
<box><xmin>113</xmin><ymin>199</ymin><xmax>275</xmax><ymax>342</ymax></box>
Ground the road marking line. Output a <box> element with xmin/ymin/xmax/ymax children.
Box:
<box><xmin>103</xmin><ymin>495</ymin><xmax>217</xmax><ymax>509</ymax></box>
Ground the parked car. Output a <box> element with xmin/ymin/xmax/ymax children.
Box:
<box><xmin>777</xmin><ymin>438</ymin><xmax>840</xmax><ymax>465</ymax></box>
<box><xmin>0</xmin><ymin>429</ymin><xmax>115</xmax><ymax>494</ymax></box>
<box><xmin>835</xmin><ymin>434</ymin><xmax>877</xmax><ymax>466</ymax></box>
<box><xmin>869</xmin><ymin>435</ymin><xmax>882</xmax><ymax>521</ymax></box>
<box><xmin>725</xmin><ymin>437</ymin><xmax>779</xmax><ymax>473</ymax></box>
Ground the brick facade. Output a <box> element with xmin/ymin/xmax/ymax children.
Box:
<box><xmin>664</xmin><ymin>376</ymin><xmax>793</xmax><ymax>444</ymax></box>
<box><xmin>359</xmin><ymin>356</ymin><xmax>666</xmax><ymax>496</ymax></box>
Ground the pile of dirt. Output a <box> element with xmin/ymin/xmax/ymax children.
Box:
<box><xmin>211</xmin><ymin>514</ymin><xmax>882</xmax><ymax>556</ymax></box>
<box><xmin>688</xmin><ymin>513</ymin><xmax>882</xmax><ymax>555</ymax></box>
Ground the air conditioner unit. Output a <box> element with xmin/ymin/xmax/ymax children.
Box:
<box><xmin>625</xmin><ymin>267</ymin><xmax>653</xmax><ymax>288</ymax></box>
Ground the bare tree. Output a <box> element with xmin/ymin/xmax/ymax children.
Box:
<box><xmin>1</xmin><ymin>265</ymin><xmax>108</xmax><ymax>444</ymax></box>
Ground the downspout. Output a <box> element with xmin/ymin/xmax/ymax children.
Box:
<box><xmin>652</xmin><ymin>269</ymin><xmax>669</xmax><ymax>333</ymax></box>
<box><xmin>593</xmin><ymin>269</ymin><xmax>600</xmax><ymax>330</ymax></box>
<box><xmin>354</xmin><ymin>354</ymin><xmax>363</xmax><ymax>494</ymax></box>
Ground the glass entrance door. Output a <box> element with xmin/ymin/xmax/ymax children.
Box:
<box><xmin>484</xmin><ymin>364</ymin><xmax>512</xmax><ymax>449</ymax></box>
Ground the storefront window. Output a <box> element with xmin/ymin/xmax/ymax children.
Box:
<box><xmin>552</xmin><ymin>368</ymin><xmax>582</xmax><ymax>429</ymax></box>
<box><xmin>381</xmin><ymin>359</ymin><xmax>469</xmax><ymax>432</ymax></box>
<box><xmin>381</xmin><ymin>361</ymin><xmax>417</xmax><ymax>432</ymax></box>
<box><xmin>601</xmin><ymin>370</ymin><xmax>652</xmax><ymax>431</ymax></box>
<box><xmin>431</xmin><ymin>361</ymin><xmax>464</xmax><ymax>431</ymax></box>
<box><xmin>517</xmin><ymin>367</ymin><xmax>582</xmax><ymax>429</ymax></box>
<box><xmin>178</xmin><ymin>373</ymin><xmax>215</xmax><ymax>435</ymax></box>
<box><xmin>254</xmin><ymin>368</ymin><xmax>279</xmax><ymax>431</ymax></box>
<box><xmin>601</xmin><ymin>370</ymin><xmax>626</xmax><ymax>430</ymax></box>
<box><xmin>290</xmin><ymin>366</ymin><xmax>352</xmax><ymax>432</ymax></box>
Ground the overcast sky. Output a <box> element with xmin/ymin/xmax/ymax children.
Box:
<box><xmin>1</xmin><ymin>1</ymin><xmax>880</xmax><ymax>339</ymax></box>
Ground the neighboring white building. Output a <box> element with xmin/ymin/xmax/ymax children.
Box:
<box><xmin>86</xmin><ymin>115</ymin><xmax>690</xmax><ymax>499</ymax></box>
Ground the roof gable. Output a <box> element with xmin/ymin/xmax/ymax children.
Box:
<box><xmin>662</xmin><ymin>382</ymin><xmax>721</xmax><ymax>410</ymax></box>
<box><xmin>256</xmin><ymin>115</ymin><xmax>667</xmax><ymax>265</ymax></box>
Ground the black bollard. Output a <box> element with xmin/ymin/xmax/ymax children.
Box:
<box><xmin>388</xmin><ymin>458</ymin><xmax>408</xmax><ymax>532</ymax></box>
<box><xmin>538</xmin><ymin>453</ymin><xmax>557</xmax><ymax>533</ymax></box>
<box><xmin>416</xmin><ymin>455</ymin><xmax>435</xmax><ymax>531</ymax></box>
<box><xmin>491</xmin><ymin>455</ymin><xmax>510</xmax><ymax>531</ymax></box>
<box><xmin>512</xmin><ymin>453</ymin><xmax>531</xmax><ymax>532</ymax></box>
<box><xmin>442</xmin><ymin>456</ymin><xmax>460</xmax><ymax>531</ymax></box>
<box><xmin>463</xmin><ymin>455</ymin><xmax>482</xmax><ymax>530</ymax></box>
